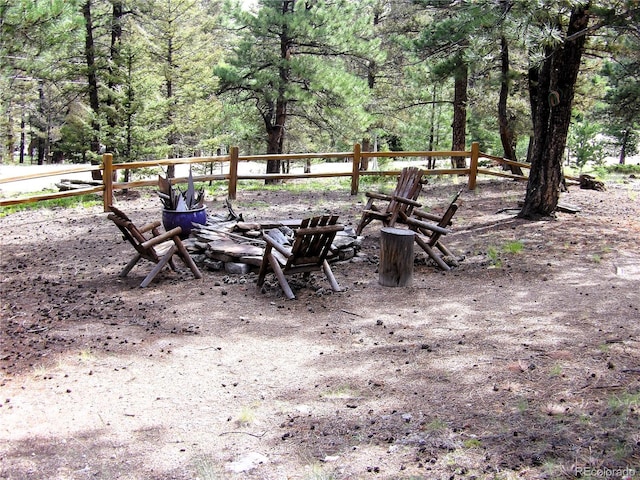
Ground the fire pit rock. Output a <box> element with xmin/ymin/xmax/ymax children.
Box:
<box><xmin>184</xmin><ymin>215</ymin><xmax>361</xmax><ymax>273</ymax></box>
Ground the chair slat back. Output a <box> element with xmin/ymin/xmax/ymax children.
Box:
<box><xmin>107</xmin><ymin>206</ymin><xmax>159</xmax><ymax>261</ymax></box>
<box><xmin>287</xmin><ymin>215</ymin><xmax>342</xmax><ymax>268</ymax></box>
<box><xmin>387</xmin><ymin>167</ymin><xmax>424</xmax><ymax>214</ymax></box>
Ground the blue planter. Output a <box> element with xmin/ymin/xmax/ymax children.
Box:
<box><xmin>162</xmin><ymin>206</ymin><xmax>207</xmax><ymax>239</ymax></box>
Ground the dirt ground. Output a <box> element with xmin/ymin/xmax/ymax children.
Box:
<box><xmin>1</xmin><ymin>177</ymin><xmax>639</xmax><ymax>480</ymax></box>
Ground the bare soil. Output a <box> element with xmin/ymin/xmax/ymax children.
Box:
<box><xmin>1</xmin><ymin>178</ymin><xmax>639</xmax><ymax>480</ymax></box>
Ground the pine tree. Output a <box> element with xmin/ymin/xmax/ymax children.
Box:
<box><xmin>140</xmin><ymin>0</ymin><xmax>222</xmax><ymax>176</ymax></box>
<box><xmin>215</xmin><ymin>0</ymin><xmax>377</xmax><ymax>178</ymax></box>
<box><xmin>601</xmin><ymin>37</ymin><xmax>640</xmax><ymax>165</ymax></box>
<box><xmin>0</xmin><ymin>0</ymin><xmax>83</xmax><ymax>163</ymax></box>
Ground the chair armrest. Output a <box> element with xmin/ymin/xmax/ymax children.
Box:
<box><xmin>139</xmin><ymin>221</ymin><xmax>162</xmax><ymax>233</ymax></box>
<box><xmin>365</xmin><ymin>192</ymin><xmax>393</xmax><ymax>201</ymax></box>
<box><xmin>412</xmin><ymin>209</ymin><xmax>444</xmax><ymax>222</ymax></box>
<box><xmin>392</xmin><ymin>195</ymin><xmax>422</xmax><ymax>208</ymax></box>
<box><xmin>264</xmin><ymin>234</ymin><xmax>293</xmax><ymax>258</ymax></box>
<box><xmin>404</xmin><ymin>217</ymin><xmax>451</xmax><ymax>235</ymax></box>
<box><xmin>141</xmin><ymin>227</ymin><xmax>183</xmax><ymax>248</ymax></box>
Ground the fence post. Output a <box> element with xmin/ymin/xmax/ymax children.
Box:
<box><xmin>103</xmin><ymin>153</ymin><xmax>113</xmax><ymax>212</ymax></box>
<box><xmin>468</xmin><ymin>142</ymin><xmax>480</xmax><ymax>190</ymax></box>
<box><xmin>228</xmin><ymin>146</ymin><xmax>239</xmax><ymax>200</ymax></box>
<box><xmin>351</xmin><ymin>143</ymin><xmax>361</xmax><ymax>195</ymax></box>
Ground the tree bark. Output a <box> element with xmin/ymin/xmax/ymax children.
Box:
<box><xmin>498</xmin><ymin>36</ymin><xmax>523</xmax><ymax>175</ymax></box>
<box><xmin>360</xmin><ymin>138</ymin><xmax>371</xmax><ymax>171</ymax></box>
<box><xmin>105</xmin><ymin>0</ymin><xmax>124</xmax><ymax>159</ymax></box>
<box><xmin>264</xmin><ymin>97</ymin><xmax>285</xmax><ymax>179</ymax></box>
<box><xmin>451</xmin><ymin>60</ymin><xmax>467</xmax><ymax>169</ymax></box>
<box><xmin>264</xmin><ymin>0</ymin><xmax>294</xmax><ymax>183</ymax></box>
<box><xmin>82</xmin><ymin>0</ymin><xmax>101</xmax><ymax>156</ymax></box>
<box><xmin>526</xmin><ymin>66</ymin><xmax>539</xmax><ymax>164</ymax></box>
<box><xmin>379</xmin><ymin>228</ymin><xmax>414</xmax><ymax>287</ymax></box>
<box><xmin>619</xmin><ymin>129</ymin><xmax>629</xmax><ymax>165</ymax></box>
<box><xmin>36</xmin><ymin>82</ymin><xmax>47</xmax><ymax>165</ymax></box>
<box><xmin>19</xmin><ymin>115</ymin><xmax>25</xmax><ymax>164</ymax></box>
<box><xmin>124</xmin><ymin>50</ymin><xmax>134</xmax><ymax>182</ymax></box>
<box><xmin>519</xmin><ymin>5</ymin><xmax>590</xmax><ymax>219</ymax></box>
<box><xmin>165</xmin><ymin>32</ymin><xmax>176</xmax><ymax>178</ymax></box>
<box><xmin>427</xmin><ymin>84</ymin><xmax>437</xmax><ymax>169</ymax></box>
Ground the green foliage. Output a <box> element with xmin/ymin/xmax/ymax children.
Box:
<box><xmin>358</xmin><ymin>173</ymin><xmax>397</xmax><ymax>189</ymax></box>
<box><xmin>549</xmin><ymin>364</ymin><xmax>563</xmax><ymax>377</ymax></box>
<box><xmin>568</xmin><ymin>114</ymin><xmax>605</xmax><ymax>170</ymax></box>
<box><xmin>192</xmin><ymin>456</ymin><xmax>219</xmax><ymax>480</ymax></box>
<box><xmin>303</xmin><ymin>464</ymin><xmax>338</xmax><ymax>480</ymax></box>
<box><xmin>462</xmin><ymin>438</ymin><xmax>482</xmax><ymax>449</ymax></box>
<box><xmin>600</xmin><ymin>54</ymin><xmax>640</xmax><ymax>163</ymax></box>
<box><xmin>0</xmin><ymin>194</ymin><xmax>101</xmax><ymax>217</ymax></box>
<box><xmin>516</xmin><ymin>398</ymin><xmax>529</xmax><ymax>413</ymax></box>
<box><xmin>0</xmin><ymin>0</ymin><xmax>638</xmax><ymax>190</ymax></box>
<box><xmin>425</xmin><ymin>418</ymin><xmax>448</xmax><ymax>432</ymax></box>
<box><xmin>503</xmin><ymin>240</ymin><xmax>524</xmax><ymax>254</ymax></box>
<box><xmin>235</xmin><ymin>405</ymin><xmax>256</xmax><ymax>426</ymax></box>
<box><xmin>486</xmin><ymin>240</ymin><xmax>524</xmax><ymax>268</ymax></box>
<box><xmin>487</xmin><ymin>246</ymin><xmax>502</xmax><ymax>268</ymax></box>
<box><xmin>607</xmin><ymin>392</ymin><xmax>640</xmax><ymax>428</ymax></box>
<box><xmin>605</xmin><ymin>164</ymin><xmax>640</xmax><ymax>175</ymax></box>
<box><xmin>57</xmin><ymin>103</ymin><xmax>96</xmax><ymax>163</ymax></box>
<box><xmin>0</xmin><ymin>0</ymin><xmax>85</xmax><ymax>163</ymax></box>
<box><xmin>214</xmin><ymin>0</ymin><xmax>378</xmax><ymax>154</ymax></box>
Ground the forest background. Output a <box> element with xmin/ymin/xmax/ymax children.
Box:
<box><xmin>0</xmin><ymin>0</ymin><xmax>639</xmax><ymax>214</ymax></box>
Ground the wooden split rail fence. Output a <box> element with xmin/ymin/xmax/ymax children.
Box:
<box><xmin>0</xmin><ymin>142</ymin><xmax>535</xmax><ymax>211</ymax></box>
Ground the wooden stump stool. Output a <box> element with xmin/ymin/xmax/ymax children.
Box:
<box><xmin>379</xmin><ymin>227</ymin><xmax>414</xmax><ymax>287</ymax></box>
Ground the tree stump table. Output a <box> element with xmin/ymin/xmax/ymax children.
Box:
<box><xmin>379</xmin><ymin>227</ymin><xmax>414</xmax><ymax>287</ymax></box>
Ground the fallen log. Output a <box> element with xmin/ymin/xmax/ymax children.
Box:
<box><xmin>579</xmin><ymin>174</ymin><xmax>606</xmax><ymax>191</ymax></box>
<box><xmin>56</xmin><ymin>179</ymin><xmax>102</xmax><ymax>191</ymax></box>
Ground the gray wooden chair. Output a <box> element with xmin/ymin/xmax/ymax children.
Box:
<box><xmin>355</xmin><ymin>167</ymin><xmax>425</xmax><ymax>235</ymax></box>
<box><xmin>400</xmin><ymin>190</ymin><xmax>462</xmax><ymax>271</ymax></box>
<box><xmin>107</xmin><ymin>206</ymin><xmax>202</xmax><ymax>287</ymax></box>
<box><xmin>257</xmin><ymin>215</ymin><xmax>344</xmax><ymax>299</ymax></box>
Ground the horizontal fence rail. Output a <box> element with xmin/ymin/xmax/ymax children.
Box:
<box><xmin>1</xmin><ymin>142</ymin><xmax>540</xmax><ymax>211</ymax></box>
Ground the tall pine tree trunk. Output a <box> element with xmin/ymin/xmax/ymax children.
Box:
<box><xmin>83</xmin><ymin>1</ymin><xmax>101</xmax><ymax>157</ymax></box>
<box><xmin>105</xmin><ymin>0</ymin><xmax>124</xmax><ymax>160</ymax></box>
<box><xmin>451</xmin><ymin>60</ymin><xmax>467</xmax><ymax>169</ymax></box>
<box><xmin>264</xmin><ymin>98</ymin><xmax>286</xmax><ymax>181</ymax></box>
<box><xmin>264</xmin><ymin>0</ymin><xmax>294</xmax><ymax>183</ymax></box>
<box><xmin>165</xmin><ymin>34</ymin><xmax>176</xmax><ymax>179</ymax></box>
<box><xmin>619</xmin><ymin>129</ymin><xmax>629</xmax><ymax>165</ymax></box>
<box><xmin>36</xmin><ymin>82</ymin><xmax>47</xmax><ymax>165</ymax></box>
<box><xmin>124</xmin><ymin>50</ymin><xmax>134</xmax><ymax>183</ymax></box>
<box><xmin>19</xmin><ymin>115</ymin><xmax>26</xmax><ymax>164</ymax></box>
<box><xmin>520</xmin><ymin>5</ymin><xmax>590</xmax><ymax>219</ymax></box>
<box><xmin>427</xmin><ymin>84</ymin><xmax>438</xmax><ymax>169</ymax></box>
<box><xmin>498</xmin><ymin>36</ymin><xmax>523</xmax><ymax>175</ymax></box>
<box><xmin>359</xmin><ymin>7</ymin><xmax>380</xmax><ymax>172</ymax></box>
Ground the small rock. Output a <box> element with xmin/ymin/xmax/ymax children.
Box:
<box><xmin>204</xmin><ymin>259</ymin><xmax>224</xmax><ymax>271</ymax></box>
<box><xmin>225</xmin><ymin>262</ymin><xmax>251</xmax><ymax>274</ymax></box>
<box><xmin>226</xmin><ymin>452</ymin><xmax>269</xmax><ymax>473</ymax></box>
<box><xmin>323</xmin><ymin>455</ymin><xmax>340</xmax><ymax>462</ymax></box>
<box><xmin>338</xmin><ymin>247</ymin><xmax>355</xmax><ymax>260</ymax></box>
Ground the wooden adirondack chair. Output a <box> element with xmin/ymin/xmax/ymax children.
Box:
<box><xmin>107</xmin><ymin>206</ymin><xmax>202</xmax><ymax>287</ymax></box>
<box><xmin>256</xmin><ymin>215</ymin><xmax>344</xmax><ymax>300</ymax></box>
<box><xmin>400</xmin><ymin>189</ymin><xmax>462</xmax><ymax>271</ymax></box>
<box><xmin>355</xmin><ymin>167</ymin><xmax>425</xmax><ymax>235</ymax></box>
